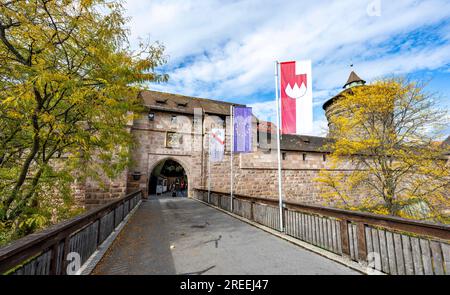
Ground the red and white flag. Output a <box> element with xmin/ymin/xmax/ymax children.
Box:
<box><xmin>210</xmin><ymin>128</ymin><xmax>225</xmax><ymax>162</ymax></box>
<box><xmin>279</xmin><ymin>60</ymin><xmax>313</xmax><ymax>135</ymax></box>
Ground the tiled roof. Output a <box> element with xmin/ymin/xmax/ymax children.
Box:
<box><xmin>322</xmin><ymin>87</ymin><xmax>353</xmax><ymax>110</ymax></box>
<box><xmin>139</xmin><ymin>90</ymin><xmax>244</xmax><ymax>116</ymax></box>
<box><xmin>280</xmin><ymin>134</ymin><xmax>331</xmax><ymax>152</ymax></box>
<box><xmin>343</xmin><ymin>71</ymin><xmax>365</xmax><ymax>88</ymax></box>
<box><xmin>257</xmin><ymin>120</ymin><xmax>277</xmax><ymax>133</ymax></box>
<box><xmin>140</xmin><ymin>90</ymin><xmax>331</xmax><ymax>152</ymax></box>
<box><xmin>258</xmin><ymin>133</ymin><xmax>331</xmax><ymax>152</ymax></box>
<box><xmin>323</xmin><ymin>71</ymin><xmax>366</xmax><ymax>110</ymax></box>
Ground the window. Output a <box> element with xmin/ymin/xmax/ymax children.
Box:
<box><xmin>155</xmin><ymin>99</ymin><xmax>167</xmax><ymax>105</ymax></box>
<box><xmin>282</xmin><ymin>152</ymin><xmax>287</xmax><ymax>160</ymax></box>
<box><xmin>323</xmin><ymin>154</ymin><xmax>326</xmax><ymax>161</ymax></box>
<box><xmin>302</xmin><ymin>153</ymin><xmax>306</xmax><ymax>161</ymax></box>
<box><xmin>177</xmin><ymin>102</ymin><xmax>187</xmax><ymax>108</ymax></box>
<box><xmin>256</xmin><ymin>123</ymin><xmax>259</xmax><ymax>144</ymax></box>
<box><xmin>171</xmin><ymin>115</ymin><xmax>177</xmax><ymax>124</ymax></box>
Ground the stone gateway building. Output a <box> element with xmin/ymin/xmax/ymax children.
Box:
<box><xmin>80</xmin><ymin>71</ymin><xmax>447</xmax><ymax>209</ymax></box>
<box><xmin>79</xmin><ymin>71</ymin><xmax>368</xmax><ymax>208</ymax></box>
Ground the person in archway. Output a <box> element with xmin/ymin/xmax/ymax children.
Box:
<box><xmin>170</xmin><ymin>181</ymin><xmax>176</xmax><ymax>197</ymax></box>
<box><xmin>174</xmin><ymin>178</ymin><xmax>181</xmax><ymax>197</ymax></box>
<box><xmin>180</xmin><ymin>179</ymin><xmax>187</xmax><ymax>198</ymax></box>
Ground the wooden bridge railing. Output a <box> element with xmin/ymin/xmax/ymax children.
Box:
<box><xmin>194</xmin><ymin>189</ymin><xmax>450</xmax><ymax>275</ymax></box>
<box><xmin>0</xmin><ymin>190</ymin><xmax>143</xmax><ymax>275</ymax></box>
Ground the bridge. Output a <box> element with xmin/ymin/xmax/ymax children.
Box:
<box><xmin>91</xmin><ymin>197</ymin><xmax>356</xmax><ymax>275</ymax></box>
<box><xmin>0</xmin><ymin>190</ymin><xmax>449</xmax><ymax>275</ymax></box>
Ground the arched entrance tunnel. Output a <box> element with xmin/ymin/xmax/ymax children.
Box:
<box><xmin>148</xmin><ymin>159</ymin><xmax>188</xmax><ymax>198</ymax></box>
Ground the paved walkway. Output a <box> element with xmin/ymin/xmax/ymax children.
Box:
<box><xmin>92</xmin><ymin>197</ymin><xmax>359</xmax><ymax>275</ymax></box>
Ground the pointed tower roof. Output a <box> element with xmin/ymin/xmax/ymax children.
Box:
<box><xmin>343</xmin><ymin>71</ymin><xmax>366</xmax><ymax>89</ymax></box>
<box><xmin>322</xmin><ymin>70</ymin><xmax>367</xmax><ymax>110</ymax></box>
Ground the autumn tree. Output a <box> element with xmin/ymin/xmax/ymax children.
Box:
<box><xmin>0</xmin><ymin>0</ymin><xmax>167</xmax><ymax>242</ymax></box>
<box><xmin>317</xmin><ymin>78</ymin><xmax>450</xmax><ymax>222</ymax></box>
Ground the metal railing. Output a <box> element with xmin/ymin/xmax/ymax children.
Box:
<box><xmin>0</xmin><ymin>190</ymin><xmax>143</xmax><ymax>275</ymax></box>
<box><xmin>195</xmin><ymin>189</ymin><xmax>450</xmax><ymax>275</ymax></box>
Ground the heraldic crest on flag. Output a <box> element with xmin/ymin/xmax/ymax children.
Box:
<box><xmin>280</xmin><ymin>60</ymin><xmax>313</xmax><ymax>135</ymax></box>
<box><xmin>209</xmin><ymin>128</ymin><xmax>225</xmax><ymax>162</ymax></box>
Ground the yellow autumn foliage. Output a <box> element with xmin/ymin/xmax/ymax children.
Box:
<box><xmin>0</xmin><ymin>0</ymin><xmax>168</xmax><ymax>244</ymax></box>
<box><xmin>316</xmin><ymin>78</ymin><xmax>450</xmax><ymax>223</ymax></box>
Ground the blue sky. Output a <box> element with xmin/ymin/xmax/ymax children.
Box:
<box><xmin>123</xmin><ymin>0</ymin><xmax>450</xmax><ymax>136</ymax></box>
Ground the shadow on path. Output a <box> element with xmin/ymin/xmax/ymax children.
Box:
<box><xmin>92</xmin><ymin>198</ymin><xmax>359</xmax><ymax>275</ymax></box>
<box><xmin>92</xmin><ymin>200</ymin><xmax>176</xmax><ymax>275</ymax></box>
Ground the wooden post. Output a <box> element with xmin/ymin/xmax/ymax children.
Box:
<box><xmin>96</xmin><ymin>217</ymin><xmax>102</xmax><ymax>246</ymax></box>
<box><xmin>113</xmin><ymin>206</ymin><xmax>116</xmax><ymax>229</ymax></box>
<box><xmin>122</xmin><ymin>200</ymin><xmax>126</xmax><ymax>219</ymax></box>
<box><xmin>356</xmin><ymin>222</ymin><xmax>367</xmax><ymax>262</ymax></box>
<box><xmin>282</xmin><ymin>207</ymin><xmax>287</xmax><ymax>233</ymax></box>
<box><xmin>50</xmin><ymin>242</ymin><xmax>59</xmax><ymax>275</ymax></box>
<box><xmin>61</xmin><ymin>236</ymin><xmax>70</xmax><ymax>275</ymax></box>
<box><xmin>340</xmin><ymin>219</ymin><xmax>350</xmax><ymax>256</ymax></box>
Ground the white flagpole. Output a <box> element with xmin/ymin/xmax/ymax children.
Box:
<box><xmin>274</xmin><ymin>61</ymin><xmax>284</xmax><ymax>232</ymax></box>
<box><xmin>208</xmin><ymin>132</ymin><xmax>211</xmax><ymax>203</ymax></box>
<box><xmin>230</xmin><ymin>105</ymin><xmax>234</xmax><ymax>212</ymax></box>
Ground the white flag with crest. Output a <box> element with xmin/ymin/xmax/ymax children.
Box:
<box><xmin>209</xmin><ymin>128</ymin><xmax>225</xmax><ymax>162</ymax></box>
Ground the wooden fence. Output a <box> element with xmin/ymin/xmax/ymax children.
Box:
<box><xmin>0</xmin><ymin>190</ymin><xmax>143</xmax><ymax>275</ymax></box>
<box><xmin>195</xmin><ymin>189</ymin><xmax>450</xmax><ymax>275</ymax></box>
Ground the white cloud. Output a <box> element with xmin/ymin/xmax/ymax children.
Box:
<box><xmin>123</xmin><ymin>0</ymin><xmax>450</xmax><ymax>134</ymax></box>
<box><xmin>248</xmin><ymin>100</ymin><xmax>277</xmax><ymax>124</ymax></box>
<box><xmin>311</xmin><ymin>117</ymin><xmax>329</xmax><ymax>137</ymax></box>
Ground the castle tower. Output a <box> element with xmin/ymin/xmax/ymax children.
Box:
<box><xmin>322</xmin><ymin>71</ymin><xmax>366</xmax><ymax>136</ymax></box>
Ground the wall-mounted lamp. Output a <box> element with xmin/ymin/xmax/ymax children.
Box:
<box><xmin>148</xmin><ymin>112</ymin><xmax>155</xmax><ymax>121</ymax></box>
<box><xmin>131</xmin><ymin>171</ymin><xmax>142</xmax><ymax>181</ymax></box>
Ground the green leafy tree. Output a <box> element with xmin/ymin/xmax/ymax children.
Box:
<box><xmin>0</xmin><ymin>0</ymin><xmax>167</xmax><ymax>242</ymax></box>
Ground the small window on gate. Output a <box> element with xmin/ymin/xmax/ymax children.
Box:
<box><xmin>171</xmin><ymin>115</ymin><xmax>177</xmax><ymax>124</ymax></box>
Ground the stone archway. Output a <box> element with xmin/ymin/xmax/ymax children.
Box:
<box><xmin>148</xmin><ymin>158</ymin><xmax>190</xmax><ymax>198</ymax></box>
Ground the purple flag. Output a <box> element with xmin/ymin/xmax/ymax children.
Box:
<box><xmin>233</xmin><ymin>106</ymin><xmax>252</xmax><ymax>153</ymax></box>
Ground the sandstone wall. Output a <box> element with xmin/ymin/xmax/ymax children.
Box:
<box><xmin>122</xmin><ymin>110</ymin><xmax>349</xmax><ymax>206</ymax></box>
<box><xmin>81</xmin><ymin>108</ymin><xmax>354</xmax><ymax>208</ymax></box>
<box><xmin>126</xmin><ymin>111</ymin><xmax>204</xmax><ymax>197</ymax></box>
<box><xmin>205</xmin><ymin>149</ymin><xmax>350</xmax><ymax>206</ymax></box>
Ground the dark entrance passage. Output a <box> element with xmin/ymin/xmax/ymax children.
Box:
<box><xmin>149</xmin><ymin>159</ymin><xmax>187</xmax><ymax>198</ymax></box>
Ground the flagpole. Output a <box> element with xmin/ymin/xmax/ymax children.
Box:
<box><xmin>230</xmin><ymin>105</ymin><xmax>234</xmax><ymax>212</ymax></box>
<box><xmin>274</xmin><ymin>61</ymin><xmax>284</xmax><ymax>232</ymax></box>
<box><xmin>208</xmin><ymin>131</ymin><xmax>211</xmax><ymax>203</ymax></box>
